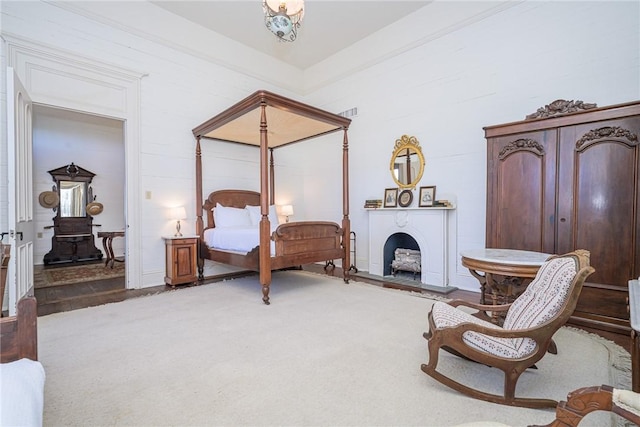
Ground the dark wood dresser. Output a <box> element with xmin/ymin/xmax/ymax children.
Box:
<box><xmin>484</xmin><ymin>100</ymin><xmax>640</xmax><ymax>334</ymax></box>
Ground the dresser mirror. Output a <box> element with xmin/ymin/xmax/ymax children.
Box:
<box><xmin>59</xmin><ymin>180</ymin><xmax>88</xmax><ymax>217</ymax></box>
<box><xmin>390</xmin><ymin>135</ymin><xmax>425</xmax><ymax>189</ymax></box>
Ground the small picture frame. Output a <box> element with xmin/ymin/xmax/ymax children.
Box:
<box><xmin>419</xmin><ymin>186</ymin><xmax>436</xmax><ymax>207</ymax></box>
<box><xmin>384</xmin><ymin>188</ymin><xmax>398</xmax><ymax>208</ymax></box>
<box><xmin>398</xmin><ymin>189</ymin><xmax>413</xmax><ymax>207</ymax></box>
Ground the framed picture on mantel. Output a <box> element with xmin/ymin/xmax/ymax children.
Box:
<box><xmin>384</xmin><ymin>188</ymin><xmax>398</xmax><ymax>208</ymax></box>
<box><xmin>398</xmin><ymin>189</ymin><xmax>413</xmax><ymax>207</ymax></box>
<box><xmin>419</xmin><ymin>186</ymin><xmax>436</xmax><ymax>207</ymax></box>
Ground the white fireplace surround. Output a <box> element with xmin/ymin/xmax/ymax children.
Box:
<box><xmin>368</xmin><ymin>208</ymin><xmax>455</xmax><ymax>289</ymax></box>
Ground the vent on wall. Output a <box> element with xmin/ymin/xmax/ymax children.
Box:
<box><xmin>338</xmin><ymin>107</ymin><xmax>358</xmax><ymax>118</ymax></box>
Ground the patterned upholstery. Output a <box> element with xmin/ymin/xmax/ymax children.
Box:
<box><xmin>431</xmin><ymin>256</ymin><xmax>578</xmax><ymax>358</ymax></box>
<box><xmin>613</xmin><ymin>389</ymin><xmax>640</xmax><ymax>416</ymax></box>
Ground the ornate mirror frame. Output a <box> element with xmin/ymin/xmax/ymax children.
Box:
<box><xmin>47</xmin><ymin>163</ymin><xmax>95</xmax><ymax>217</ymax></box>
<box><xmin>390</xmin><ymin>135</ymin><xmax>425</xmax><ymax>189</ymax></box>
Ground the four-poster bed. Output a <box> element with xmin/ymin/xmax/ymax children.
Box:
<box><xmin>192</xmin><ymin>90</ymin><xmax>352</xmax><ymax>304</ymax></box>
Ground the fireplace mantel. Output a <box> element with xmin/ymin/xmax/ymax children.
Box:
<box><xmin>367</xmin><ymin>207</ymin><xmax>455</xmax><ymax>289</ymax></box>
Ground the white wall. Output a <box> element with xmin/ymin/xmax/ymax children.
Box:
<box><xmin>33</xmin><ymin>106</ymin><xmax>125</xmax><ymax>265</ymax></box>
<box><xmin>297</xmin><ymin>1</ymin><xmax>640</xmax><ymax>291</ymax></box>
<box><xmin>1</xmin><ymin>1</ymin><xmax>639</xmax><ymax>294</ymax></box>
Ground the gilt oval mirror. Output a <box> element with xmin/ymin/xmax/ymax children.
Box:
<box><xmin>390</xmin><ymin>135</ymin><xmax>425</xmax><ymax>189</ymax></box>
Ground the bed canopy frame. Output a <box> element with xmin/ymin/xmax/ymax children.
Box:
<box><xmin>192</xmin><ymin>90</ymin><xmax>352</xmax><ymax>303</ymax></box>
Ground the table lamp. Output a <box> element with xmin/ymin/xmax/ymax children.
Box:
<box><xmin>171</xmin><ymin>206</ymin><xmax>187</xmax><ymax>237</ymax></box>
<box><xmin>280</xmin><ymin>204</ymin><xmax>294</xmax><ymax>223</ymax></box>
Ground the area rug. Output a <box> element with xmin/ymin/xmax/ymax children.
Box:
<box><xmin>37</xmin><ymin>271</ymin><xmax>631</xmax><ymax>426</ymax></box>
<box><xmin>34</xmin><ymin>262</ymin><xmax>125</xmax><ymax>288</ymax></box>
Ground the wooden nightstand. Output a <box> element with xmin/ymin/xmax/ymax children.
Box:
<box><xmin>163</xmin><ymin>236</ymin><xmax>198</xmax><ymax>286</ymax></box>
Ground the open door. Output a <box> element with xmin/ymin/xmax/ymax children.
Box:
<box><xmin>6</xmin><ymin>67</ymin><xmax>34</xmax><ymax>316</ymax></box>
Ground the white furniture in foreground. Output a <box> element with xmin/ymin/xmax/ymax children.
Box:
<box><xmin>629</xmin><ymin>279</ymin><xmax>639</xmax><ymax>392</ymax></box>
<box><xmin>0</xmin><ymin>358</ymin><xmax>45</xmax><ymax>426</ymax></box>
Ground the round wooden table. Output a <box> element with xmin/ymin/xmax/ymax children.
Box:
<box><xmin>461</xmin><ymin>248</ymin><xmax>551</xmax><ymax>306</ymax></box>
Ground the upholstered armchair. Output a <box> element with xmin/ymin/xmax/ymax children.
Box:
<box><xmin>536</xmin><ymin>384</ymin><xmax>640</xmax><ymax>426</ymax></box>
<box><xmin>421</xmin><ymin>250</ymin><xmax>595</xmax><ymax>408</ymax></box>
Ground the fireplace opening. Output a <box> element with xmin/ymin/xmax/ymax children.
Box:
<box><xmin>383</xmin><ymin>232</ymin><xmax>420</xmax><ymax>277</ymax></box>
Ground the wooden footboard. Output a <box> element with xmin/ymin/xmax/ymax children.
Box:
<box><xmin>270</xmin><ymin>221</ymin><xmax>344</xmax><ymax>269</ymax></box>
<box><xmin>198</xmin><ymin>190</ymin><xmax>347</xmax><ymax>303</ymax></box>
<box><xmin>200</xmin><ymin>221</ymin><xmax>344</xmax><ymax>271</ymax></box>
<box><xmin>0</xmin><ymin>296</ymin><xmax>38</xmax><ymax>362</ymax></box>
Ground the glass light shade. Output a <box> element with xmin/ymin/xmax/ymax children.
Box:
<box><xmin>267</xmin><ymin>15</ymin><xmax>293</xmax><ymax>36</ymax></box>
<box><xmin>263</xmin><ymin>0</ymin><xmax>304</xmax><ymax>42</ymax></box>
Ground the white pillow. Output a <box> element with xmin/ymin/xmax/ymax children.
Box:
<box><xmin>0</xmin><ymin>358</ymin><xmax>45</xmax><ymax>427</ymax></box>
<box><xmin>213</xmin><ymin>203</ymin><xmax>252</xmax><ymax>228</ymax></box>
<box><xmin>246</xmin><ymin>205</ymin><xmax>280</xmax><ymax>226</ymax></box>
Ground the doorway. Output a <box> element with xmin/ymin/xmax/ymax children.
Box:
<box><xmin>32</xmin><ymin>105</ymin><xmax>126</xmax><ymax>304</ymax></box>
<box><xmin>3</xmin><ymin>35</ymin><xmax>144</xmax><ymax>310</ymax></box>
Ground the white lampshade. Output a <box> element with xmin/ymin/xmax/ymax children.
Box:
<box><xmin>279</xmin><ymin>204</ymin><xmax>294</xmax><ymax>217</ymax></box>
<box><xmin>171</xmin><ymin>206</ymin><xmax>187</xmax><ymax>221</ymax></box>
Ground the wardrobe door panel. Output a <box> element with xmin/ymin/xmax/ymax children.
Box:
<box><xmin>486</xmin><ymin>131</ymin><xmax>556</xmax><ymax>253</ymax></box>
<box><xmin>558</xmin><ymin>118</ymin><xmax>640</xmax><ymax>286</ymax></box>
<box><xmin>558</xmin><ymin>118</ymin><xmax>640</xmax><ymax>329</ymax></box>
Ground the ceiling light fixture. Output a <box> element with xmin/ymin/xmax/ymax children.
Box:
<box><xmin>263</xmin><ymin>0</ymin><xmax>304</xmax><ymax>42</ymax></box>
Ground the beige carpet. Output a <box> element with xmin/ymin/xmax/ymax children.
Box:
<box><xmin>37</xmin><ymin>271</ymin><xmax>631</xmax><ymax>426</ymax></box>
<box><xmin>34</xmin><ymin>262</ymin><xmax>125</xmax><ymax>288</ymax></box>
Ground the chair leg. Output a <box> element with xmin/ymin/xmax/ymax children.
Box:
<box><xmin>422</xmin><ymin>360</ymin><xmax>558</xmax><ymax>409</ymax></box>
<box><xmin>421</xmin><ymin>328</ymin><xmax>557</xmax><ymax>409</ymax></box>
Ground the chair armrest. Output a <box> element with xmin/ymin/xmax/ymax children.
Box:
<box><xmin>448</xmin><ymin>299</ymin><xmax>512</xmax><ymax>313</ymax></box>
<box><xmin>441</xmin><ymin>320</ymin><xmax>550</xmax><ymax>341</ymax></box>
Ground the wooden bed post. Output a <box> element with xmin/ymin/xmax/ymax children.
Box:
<box><xmin>259</xmin><ymin>102</ymin><xmax>272</xmax><ymax>304</ymax></box>
<box><xmin>269</xmin><ymin>148</ymin><xmax>275</xmax><ymax>205</ymax></box>
<box><xmin>342</xmin><ymin>128</ymin><xmax>351</xmax><ymax>283</ymax></box>
<box><xmin>195</xmin><ymin>137</ymin><xmax>204</xmax><ymax>280</ymax></box>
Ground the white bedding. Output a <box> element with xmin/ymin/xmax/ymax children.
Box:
<box><xmin>0</xmin><ymin>358</ymin><xmax>45</xmax><ymax>427</ymax></box>
<box><xmin>204</xmin><ymin>225</ymin><xmax>277</xmax><ymax>255</ymax></box>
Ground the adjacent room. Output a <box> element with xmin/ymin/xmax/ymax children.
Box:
<box><xmin>1</xmin><ymin>1</ymin><xmax>639</xmax><ymax>425</ymax></box>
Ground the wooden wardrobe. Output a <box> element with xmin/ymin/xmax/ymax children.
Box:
<box><xmin>484</xmin><ymin>99</ymin><xmax>640</xmax><ymax>334</ymax></box>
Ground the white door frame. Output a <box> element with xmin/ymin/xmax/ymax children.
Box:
<box><xmin>2</xmin><ymin>33</ymin><xmax>146</xmax><ymax>291</ymax></box>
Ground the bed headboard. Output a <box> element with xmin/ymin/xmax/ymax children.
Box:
<box><xmin>0</xmin><ymin>296</ymin><xmax>38</xmax><ymax>362</ymax></box>
<box><xmin>202</xmin><ymin>190</ymin><xmax>261</xmax><ymax>229</ymax></box>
